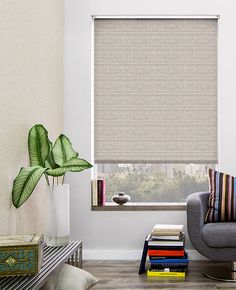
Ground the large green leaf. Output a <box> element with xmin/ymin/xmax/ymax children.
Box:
<box><xmin>52</xmin><ymin>134</ymin><xmax>78</xmax><ymax>166</ymax></box>
<box><xmin>45</xmin><ymin>141</ymin><xmax>58</xmax><ymax>169</ymax></box>
<box><xmin>46</xmin><ymin>157</ymin><xmax>92</xmax><ymax>177</ymax></box>
<box><xmin>12</xmin><ymin>166</ymin><xmax>47</xmax><ymax>208</ymax></box>
<box><xmin>28</xmin><ymin>124</ymin><xmax>50</xmax><ymax>167</ymax></box>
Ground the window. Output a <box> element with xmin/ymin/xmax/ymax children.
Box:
<box><xmin>97</xmin><ymin>163</ymin><xmax>214</xmax><ymax>203</ymax></box>
<box><xmin>93</xmin><ymin>17</ymin><xmax>218</xmax><ymax>205</ymax></box>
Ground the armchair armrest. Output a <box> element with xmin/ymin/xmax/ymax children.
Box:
<box><xmin>187</xmin><ymin>192</ymin><xmax>209</xmax><ymax>249</ymax></box>
<box><xmin>187</xmin><ymin>192</ymin><xmax>209</xmax><ymax>229</ymax></box>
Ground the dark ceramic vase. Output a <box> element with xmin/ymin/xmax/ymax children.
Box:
<box><xmin>112</xmin><ymin>192</ymin><xmax>131</xmax><ymax>205</ymax></box>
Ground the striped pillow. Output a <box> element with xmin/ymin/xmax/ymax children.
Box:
<box><xmin>205</xmin><ymin>169</ymin><xmax>236</xmax><ymax>223</ymax></box>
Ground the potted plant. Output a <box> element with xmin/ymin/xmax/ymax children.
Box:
<box><xmin>12</xmin><ymin>124</ymin><xmax>92</xmax><ymax>246</ymax></box>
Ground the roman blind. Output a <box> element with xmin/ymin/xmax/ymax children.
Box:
<box><xmin>94</xmin><ymin>18</ymin><xmax>218</xmax><ymax>163</ymax></box>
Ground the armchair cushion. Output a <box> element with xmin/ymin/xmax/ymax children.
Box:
<box><xmin>202</xmin><ymin>222</ymin><xmax>236</xmax><ymax>248</ymax></box>
<box><xmin>205</xmin><ymin>168</ymin><xmax>236</xmax><ymax>223</ymax></box>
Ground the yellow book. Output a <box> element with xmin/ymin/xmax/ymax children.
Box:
<box><xmin>147</xmin><ymin>269</ymin><xmax>185</xmax><ymax>277</ymax></box>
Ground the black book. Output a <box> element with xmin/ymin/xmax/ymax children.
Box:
<box><xmin>149</xmin><ymin>236</ymin><xmax>185</xmax><ymax>245</ymax></box>
<box><xmin>149</xmin><ymin>267</ymin><xmax>187</xmax><ymax>273</ymax></box>
<box><xmin>148</xmin><ymin>245</ymin><xmax>184</xmax><ymax>250</ymax></box>
<box><xmin>150</xmin><ymin>263</ymin><xmax>188</xmax><ymax>269</ymax></box>
<box><xmin>138</xmin><ymin>234</ymin><xmax>151</xmax><ymax>275</ymax></box>
<box><xmin>151</xmin><ymin>233</ymin><xmax>185</xmax><ymax>241</ymax></box>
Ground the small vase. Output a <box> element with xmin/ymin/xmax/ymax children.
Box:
<box><xmin>112</xmin><ymin>192</ymin><xmax>131</xmax><ymax>205</ymax></box>
<box><xmin>45</xmin><ymin>184</ymin><xmax>70</xmax><ymax>247</ymax></box>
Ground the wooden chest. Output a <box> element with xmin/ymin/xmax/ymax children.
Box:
<box><xmin>0</xmin><ymin>234</ymin><xmax>44</xmax><ymax>276</ymax></box>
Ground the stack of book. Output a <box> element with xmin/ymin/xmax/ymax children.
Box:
<box><xmin>91</xmin><ymin>178</ymin><xmax>106</xmax><ymax>206</ymax></box>
<box><xmin>147</xmin><ymin>224</ymin><xmax>189</xmax><ymax>277</ymax></box>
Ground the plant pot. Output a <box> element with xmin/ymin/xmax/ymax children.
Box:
<box><xmin>45</xmin><ymin>184</ymin><xmax>70</xmax><ymax>247</ymax></box>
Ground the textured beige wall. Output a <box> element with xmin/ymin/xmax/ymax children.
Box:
<box><xmin>0</xmin><ymin>0</ymin><xmax>63</xmax><ymax>235</ymax></box>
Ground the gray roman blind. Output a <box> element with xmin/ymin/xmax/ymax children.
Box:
<box><xmin>94</xmin><ymin>18</ymin><xmax>218</xmax><ymax>163</ymax></box>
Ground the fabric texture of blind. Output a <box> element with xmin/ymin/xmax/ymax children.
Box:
<box><xmin>94</xmin><ymin>18</ymin><xmax>218</xmax><ymax>163</ymax></box>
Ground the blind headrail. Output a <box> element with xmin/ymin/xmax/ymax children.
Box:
<box><xmin>95</xmin><ymin>160</ymin><xmax>218</xmax><ymax>165</ymax></box>
<box><xmin>92</xmin><ymin>15</ymin><xmax>220</xmax><ymax>20</ymax></box>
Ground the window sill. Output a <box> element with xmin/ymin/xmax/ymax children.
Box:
<box><xmin>92</xmin><ymin>202</ymin><xmax>186</xmax><ymax>211</ymax></box>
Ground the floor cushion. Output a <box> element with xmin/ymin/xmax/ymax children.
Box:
<box><xmin>40</xmin><ymin>264</ymin><xmax>98</xmax><ymax>290</ymax></box>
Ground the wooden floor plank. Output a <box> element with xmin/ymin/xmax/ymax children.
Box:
<box><xmin>83</xmin><ymin>260</ymin><xmax>236</xmax><ymax>290</ymax></box>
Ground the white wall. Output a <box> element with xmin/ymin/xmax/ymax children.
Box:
<box><xmin>64</xmin><ymin>0</ymin><xmax>236</xmax><ymax>257</ymax></box>
<box><xmin>0</xmin><ymin>0</ymin><xmax>63</xmax><ymax>235</ymax></box>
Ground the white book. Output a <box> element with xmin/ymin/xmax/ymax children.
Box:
<box><xmin>91</xmin><ymin>180</ymin><xmax>98</xmax><ymax>206</ymax></box>
<box><xmin>148</xmin><ymin>240</ymin><xmax>184</xmax><ymax>247</ymax></box>
<box><xmin>151</xmin><ymin>224</ymin><xmax>184</xmax><ymax>235</ymax></box>
<box><xmin>151</xmin><ymin>234</ymin><xmax>184</xmax><ymax>241</ymax></box>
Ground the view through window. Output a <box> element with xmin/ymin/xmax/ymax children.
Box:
<box><xmin>97</xmin><ymin>164</ymin><xmax>215</xmax><ymax>203</ymax></box>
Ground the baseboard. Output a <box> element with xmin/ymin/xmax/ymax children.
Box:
<box><xmin>83</xmin><ymin>249</ymin><xmax>207</xmax><ymax>260</ymax></box>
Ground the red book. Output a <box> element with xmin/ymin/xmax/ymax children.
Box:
<box><xmin>102</xmin><ymin>179</ymin><xmax>106</xmax><ymax>206</ymax></box>
<box><xmin>97</xmin><ymin>179</ymin><xmax>106</xmax><ymax>206</ymax></box>
<box><xmin>148</xmin><ymin>249</ymin><xmax>185</xmax><ymax>257</ymax></box>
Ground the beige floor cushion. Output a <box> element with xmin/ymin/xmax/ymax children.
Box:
<box><xmin>40</xmin><ymin>264</ymin><xmax>98</xmax><ymax>290</ymax></box>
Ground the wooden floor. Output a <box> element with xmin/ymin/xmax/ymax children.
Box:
<box><xmin>84</xmin><ymin>260</ymin><xmax>236</xmax><ymax>289</ymax></box>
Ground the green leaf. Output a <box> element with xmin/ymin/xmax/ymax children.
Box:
<box><xmin>46</xmin><ymin>157</ymin><xmax>92</xmax><ymax>177</ymax></box>
<box><xmin>28</xmin><ymin>124</ymin><xmax>50</xmax><ymax>167</ymax></box>
<box><xmin>64</xmin><ymin>157</ymin><xmax>93</xmax><ymax>172</ymax></box>
<box><xmin>52</xmin><ymin>134</ymin><xmax>78</xmax><ymax>166</ymax></box>
<box><xmin>45</xmin><ymin>141</ymin><xmax>58</xmax><ymax>169</ymax></box>
<box><xmin>12</xmin><ymin>166</ymin><xmax>47</xmax><ymax>208</ymax></box>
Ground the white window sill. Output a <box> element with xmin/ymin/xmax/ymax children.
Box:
<box><xmin>92</xmin><ymin>202</ymin><xmax>186</xmax><ymax>211</ymax></box>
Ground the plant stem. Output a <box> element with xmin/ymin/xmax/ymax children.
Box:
<box><xmin>62</xmin><ymin>174</ymin><xmax>65</xmax><ymax>185</ymax></box>
<box><xmin>53</xmin><ymin>177</ymin><xmax>54</xmax><ymax>186</ymax></box>
<box><xmin>45</xmin><ymin>174</ymin><xmax>50</xmax><ymax>185</ymax></box>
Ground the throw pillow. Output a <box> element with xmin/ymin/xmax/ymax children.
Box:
<box><xmin>205</xmin><ymin>168</ymin><xmax>236</xmax><ymax>223</ymax></box>
<box><xmin>40</xmin><ymin>264</ymin><xmax>98</xmax><ymax>290</ymax></box>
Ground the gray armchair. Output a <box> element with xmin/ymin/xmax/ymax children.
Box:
<box><xmin>187</xmin><ymin>192</ymin><xmax>236</xmax><ymax>282</ymax></box>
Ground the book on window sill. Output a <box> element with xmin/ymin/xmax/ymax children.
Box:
<box><xmin>91</xmin><ymin>179</ymin><xmax>106</xmax><ymax>206</ymax></box>
<box><xmin>97</xmin><ymin>179</ymin><xmax>106</xmax><ymax>206</ymax></box>
<box><xmin>91</xmin><ymin>180</ymin><xmax>98</xmax><ymax>206</ymax></box>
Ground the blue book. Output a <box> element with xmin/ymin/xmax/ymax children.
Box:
<box><xmin>150</xmin><ymin>253</ymin><xmax>189</xmax><ymax>264</ymax></box>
